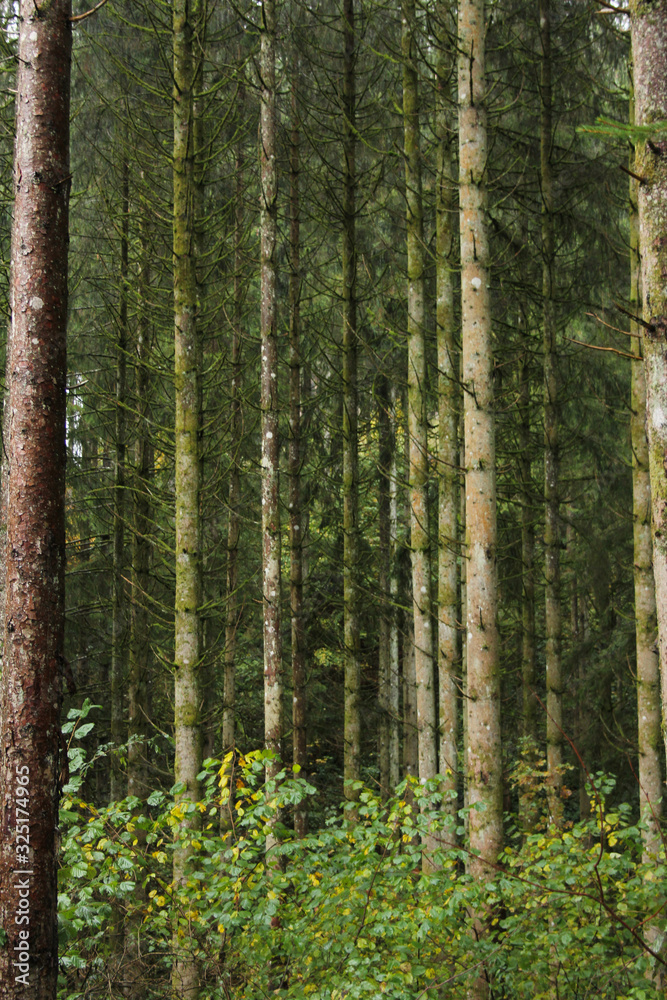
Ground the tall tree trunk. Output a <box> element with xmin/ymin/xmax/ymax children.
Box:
<box><xmin>435</xmin><ymin>4</ymin><xmax>459</xmax><ymax>822</ymax></box>
<box><xmin>0</xmin><ymin>3</ymin><xmax>71</xmax><ymax>998</ymax></box>
<box><xmin>519</xmin><ymin>313</ymin><xmax>538</xmax><ymax>832</ymax></box>
<box><xmin>172</xmin><ymin>0</ymin><xmax>202</xmax><ymax>993</ymax></box>
<box><xmin>403</xmin><ymin>0</ymin><xmax>436</xmax><ymax>794</ymax></box>
<box><xmin>458</xmin><ymin>0</ymin><xmax>502</xmax><ymax>984</ymax></box>
<box><xmin>540</xmin><ymin>0</ymin><xmax>563</xmax><ymax>828</ymax></box>
<box><xmin>110</xmin><ymin>156</ymin><xmax>129</xmax><ymax>803</ymax></box>
<box><xmin>127</xmin><ymin>228</ymin><xmax>152</xmax><ymax>805</ymax></box>
<box><xmin>378</xmin><ymin>375</ymin><xmax>396</xmax><ymax>800</ymax></box>
<box><xmin>222</xmin><ymin>68</ymin><xmax>246</xmax><ymax>769</ymax></box>
<box><xmin>342</xmin><ymin>0</ymin><xmax>361</xmax><ymax>802</ymax></box>
<box><xmin>630</xmin><ymin>0</ymin><xmax>667</xmax><ymax>787</ymax></box>
<box><xmin>260</xmin><ymin>0</ymin><xmax>283</xmax><ymax>825</ymax></box>
<box><xmin>289</xmin><ymin>47</ymin><xmax>308</xmax><ymax>837</ymax></box>
<box><xmin>629</xmin><ymin>84</ymin><xmax>662</xmax><ymax>866</ymax></box>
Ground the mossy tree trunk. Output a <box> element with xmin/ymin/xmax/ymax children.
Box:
<box><xmin>631</xmin><ymin>0</ymin><xmax>667</xmax><ymax>784</ymax></box>
<box><xmin>260</xmin><ymin>0</ymin><xmax>283</xmax><ymax>829</ymax></box>
<box><xmin>403</xmin><ymin>0</ymin><xmax>436</xmax><ymax>796</ymax></box>
<box><xmin>342</xmin><ymin>0</ymin><xmax>361</xmax><ymax>802</ymax></box>
<box><xmin>435</xmin><ymin>2</ymin><xmax>459</xmax><ymax>823</ymax></box>
<box><xmin>172</xmin><ymin>0</ymin><xmax>203</xmax><ymax>993</ymax></box>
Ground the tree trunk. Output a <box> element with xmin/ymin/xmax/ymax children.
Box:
<box><xmin>289</xmin><ymin>47</ymin><xmax>308</xmax><ymax>837</ymax></box>
<box><xmin>110</xmin><ymin>156</ymin><xmax>129</xmax><ymax>803</ymax></box>
<box><xmin>540</xmin><ymin>0</ymin><xmax>563</xmax><ymax>828</ymax></box>
<box><xmin>260</xmin><ymin>0</ymin><xmax>283</xmax><ymax>823</ymax></box>
<box><xmin>630</xmin><ymin>0</ymin><xmax>667</xmax><ymax>786</ymax></box>
<box><xmin>172</xmin><ymin>0</ymin><xmax>202</xmax><ymax>993</ymax></box>
<box><xmin>518</xmin><ymin>312</ymin><xmax>538</xmax><ymax>833</ymax></box>
<box><xmin>435</xmin><ymin>5</ymin><xmax>459</xmax><ymax>821</ymax></box>
<box><xmin>378</xmin><ymin>375</ymin><xmax>396</xmax><ymax>800</ymax></box>
<box><xmin>403</xmin><ymin>0</ymin><xmax>436</xmax><ymax>795</ymax></box>
<box><xmin>127</xmin><ymin>223</ymin><xmax>152</xmax><ymax>805</ymax></box>
<box><xmin>628</xmin><ymin>83</ymin><xmax>662</xmax><ymax>866</ymax></box>
<box><xmin>342</xmin><ymin>0</ymin><xmax>361</xmax><ymax>802</ymax></box>
<box><xmin>0</xmin><ymin>3</ymin><xmax>71</xmax><ymax>998</ymax></box>
<box><xmin>458</xmin><ymin>0</ymin><xmax>502</xmax><ymax>983</ymax></box>
<box><xmin>222</xmin><ymin>69</ymin><xmax>246</xmax><ymax>770</ymax></box>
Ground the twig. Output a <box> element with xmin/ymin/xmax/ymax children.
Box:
<box><xmin>566</xmin><ymin>337</ymin><xmax>641</xmax><ymax>361</ymax></box>
<box><xmin>619</xmin><ymin>163</ymin><xmax>647</xmax><ymax>184</ymax></box>
<box><xmin>71</xmin><ymin>0</ymin><xmax>109</xmax><ymax>24</ymax></box>
<box><xmin>585</xmin><ymin>312</ymin><xmax>639</xmax><ymax>338</ymax></box>
<box><xmin>613</xmin><ymin>300</ymin><xmax>655</xmax><ymax>331</ymax></box>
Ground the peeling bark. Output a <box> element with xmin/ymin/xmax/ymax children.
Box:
<box><xmin>0</xmin><ymin>3</ymin><xmax>71</xmax><ymax>997</ymax></box>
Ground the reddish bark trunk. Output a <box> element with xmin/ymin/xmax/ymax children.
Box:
<box><xmin>0</xmin><ymin>3</ymin><xmax>71</xmax><ymax>997</ymax></box>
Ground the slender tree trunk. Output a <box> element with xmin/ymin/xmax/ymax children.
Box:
<box><xmin>289</xmin><ymin>49</ymin><xmax>308</xmax><ymax>837</ymax></box>
<box><xmin>388</xmin><ymin>385</ymin><xmax>401</xmax><ymax>791</ymax></box>
<box><xmin>0</xmin><ymin>3</ymin><xmax>71</xmax><ymax>998</ymax></box>
<box><xmin>519</xmin><ymin>314</ymin><xmax>538</xmax><ymax>833</ymax></box>
<box><xmin>342</xmin><ymin>0</ymin><xmax>361</xmax><ymax>802</ymax></box>
<box><xmin>435</xmin><ymin>6</ymin><xmax>459</xmax><ymax>821</ymax></box>
<box><xmin>172</xmin><ymin>0</ymin><xmax>202</xmax><ymax>993</ymax></box>
<box><xmin>110</xmin><ymin>157</ymin><xmax>129</xmax><ymax>803</ymax></box>
<box><xmin>540</xmin><ymin>0</ymin><xmax>563</xmax><ymax>828</ymax></box>
<box><xmin>127</xmin><ymin>235</ymin><xmax>152</xmax><ymax>804</ymax></box>
<box><xmin>260</xmin><ymin>0</ymin><xmax>283</xmax><ymax>819</ymax></box>
<box><xmin>629</xmin><ymin>85</ymin><xmax>662</xmax><ymax>866</ymax></box>
<box><xmin>378</xmin><ymin>375</ymin><xmax>395</xmax><ymax>800</ymax></box>
<box><xmin>222</xmin><ymin>73</ymin><xmax>246</xmax><ymax>767</ymax></box>
<box><xmin>630</xmin><ymin>0</ymin><xmax>667</xmax><ymax>786</ymax></box>
<box><xmin>403</xmin><ymin>0</ymin><xmax>436</xmax><ymax>795</ymax></box>
<box><xmin>458</xmin><ymin>0</ymin><xmax>502</xmax><ymax>985</ymax></box>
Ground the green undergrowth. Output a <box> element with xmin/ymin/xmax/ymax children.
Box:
<box><xmin>57</xmin><ymin>711</ymin><xmax>666</xmax><ymax>999</ymax></box>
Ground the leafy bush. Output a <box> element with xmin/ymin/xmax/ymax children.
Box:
<box><xmin>57</xmin><ymin>727</ymin><xmax>666</xmax><ymax>999</ymax></box>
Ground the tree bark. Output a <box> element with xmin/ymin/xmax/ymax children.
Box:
<box><xmin>458</xmin><ymin>0</ymin><xmax>502</xmax><ymax>981</ymax></box>
<box><xmin>172</xmin><ymin>0</ymin><xmax>202</xmax><ymax>993</ymax></box>
<box><xmin>110</xmin><ymin>156</ymin><xmax>129</xmax><ymax>803</ymax></box>
<box><xmin>435</xmin><ymin>4</ymin><xmax>459</xmax><ymax>822</ymax></box>
<box><xmin>628</xmin><ymin>82</ymin><xmax>662</xmax><ymax>865</ymax></box>
<box><xmin>403</xmin><ymin>0</ymin><xmax>436</xmax><ymax>795</ymax></box>
<box><xmin>342</xmin><ymin>0</ymin><xmax>361</xmax><ymax>802</ymax></box>
<box><xmin>260</xmin><ymin>0</ymin><xmax>283</xmax><ymax>819</ymax></box>
<box><xmin>0</xmin><ymin>3</ymin><xmax>71</xmax><ymax>997</ymax></box>
<box><xmin>540</xmin><ymin>0</ymin><xmax>563</xmax><ymax>828</ymax></box>
<box><xmin>631</xmin><ymin>0</ymin><xmax>667</xmax><ymax>789</ymax></box>
<box><xmin>289</xmin><ymin>46</ymin><xmax>308</xmax><ymax>837</ymax></box>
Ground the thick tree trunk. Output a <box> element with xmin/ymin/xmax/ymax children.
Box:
<box><xmin>628</xmin><ymin>86</ymin><xmax>662</xmax><ymax>866</ymax></box>
<box><xmin>435</xmin><ymin>6</ymin><xmax>459</xmax><ymax>821</ymax></box>
<box><xmin>110</xmin><ymin>157</ymin><xmax>129</xmax><ymax>803</ymax></box>
<box><xmin>289</xmin><ymin>51</ymin><xmax>308</xmax><ymax>837</ymax></box>
<box><xmin>540</xmin><ymin>0</ymin><xmax>563</xmax><ymax>828</ymax></box>
<box><xmin>403</xmin><ymin>0</ymin><xmax>436</xmax><ymax>796</ymax></box>
<box><xmin>0</xmin><ymin>3</ymin><xmax>71</xmax><ymax>998</ymax></box>
<box><xmin>172</xmin><ymin>0</ymin><xmax>202</xmax><ymax>993</ymax></box>
<box><xmin>342</xmin><ymin>0</ymin><xmax>361</xmax><ymax>802</ymax></box>
<box><xmin>260</xmin><ymin>0</ymin><xmax>283</xmax><ymax>819</ymax></box>
<box><xmin>458</xmin><ymin>0</ymin><xmax>502</xmax><ymax>984</ymax></box>
<box><xmin>631</xmin><ymin>0</ymin><xmax>667</xmax><ymax>785</ymax></box>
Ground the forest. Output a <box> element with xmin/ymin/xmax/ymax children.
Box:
<box><xmin>0</xmin><ymin>0</ymin><xmax>666</xmax><ymax>996</ymax></box>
